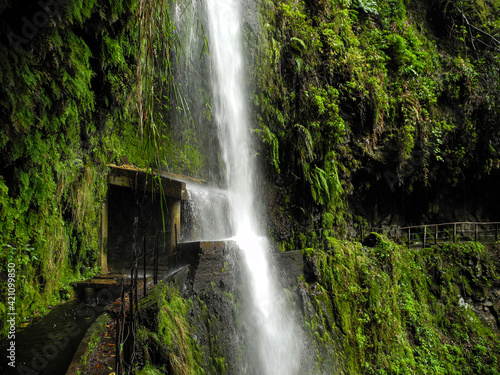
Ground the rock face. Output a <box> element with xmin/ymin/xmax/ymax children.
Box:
<box><xmin>133</xmin><ymin>238</ymin><xmax>500</xmax><ymax>374</ymax></box>
<box><xmin>177</xmin><ymin>241</ymin><xmax>237</xmax><ymax>293</ymax></box>
<box><xmin>178</xmin><ymin>241</ymin><xmax>307</xmax><ymax>292</ymax></box>
<box><xmin>153</xmin><ymin>241</ymin><xmax>310</xmax><ymax>374</ymax></box>
<box><xmin>275</xmin><ymin>250</ymin><xmax>305</xmax><ymax>286</ymax></box>
<box><xmin>467</xmin><ymin>287</ymin><xmax>500</xmax><ymax>332</ymax></box>
<box><xmin>175</xmin><ymin>241</ymin><xmax>243</xmax><ymax>373</ymax></box>
<box><xmin>174</xmin><ymin>241</ymin><xmax>240</xmax><ymax>374</ymax></box>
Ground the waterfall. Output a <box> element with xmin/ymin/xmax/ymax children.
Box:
<box><xmin>182</xmin><ymin>183</ymin><xmax>232</xmax><ymax>242</ymax></box>
<box><xmin>175</xmin><ymin>1</ymin><xmax>304</xmax><ymax>373</ymax></box>
<box><xmin>205</xmin><ymin>1</ymin><xmax>303</xmax><ymax>374</ymax></box>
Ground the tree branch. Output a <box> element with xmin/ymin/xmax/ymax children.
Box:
<box><xmin>459</xmin><ymin>8</ymin><xmax>500</xmax><ymax>53</ymax></box>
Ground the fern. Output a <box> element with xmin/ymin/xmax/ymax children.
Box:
<box><xmin>262</xmin><ymin>125</ymin><xmax>281</xmax><ymax>173</ymax></box>
<box><xmin>294</xmin><ymin>123</ymin><xmax>314</xmax><ymax>161</ymax></box>
<box><xmin>290</xmin><ymin>36</ymin><xmax>307</xmax><ymax>55</ymax></box>
<box><xmin>307</xmin><ymin>154</ymin><xmax>344</xmax><ymax>211</ymax></box>
<box><xmin>294</xmin><ymin>55</ymin><xmax>304</xmax><ymax>73</ymax></box>
<box><xmin>356</xmin><ymin>0</ymin><xmax>379</xmax><ymax>15</ymax></box>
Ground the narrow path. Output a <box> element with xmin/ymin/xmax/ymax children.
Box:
<box><xmin>364</xmin><ymin>221</ymin><xmax>500</xmax><ymax>248</ymax></box>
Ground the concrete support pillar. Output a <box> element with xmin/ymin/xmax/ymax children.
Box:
<box><xmin>168</xmin><ymin>198</ymin><xmax>181</xmax><ymax>255</ymax></box>
<box><xmin>99</xmin><ymin>197</ymin><xmax>109</xmax><ymax>274</ymax></box>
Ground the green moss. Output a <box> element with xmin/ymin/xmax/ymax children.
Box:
<box><xmin>0</xmin><ymin>0</ymin><xmax>141</xmax><ymax>334</ymax></box>
<box><xmin>0</xmin><ymin>0</ymin><xmax>205</xmax><ymax>336</ymax></box>
<box><xmin>253</xmin><ymin>0</ymin><xmax>500</xmax><ymax>240</ymax></box>
<box><xmin>137</xmin><ymin>281</ymin><xmax>204</xmax><ymax>375</ymax></box>
<box><xmin>80</xmin><ymin>313</ymin><xmax>111</xmax><ymax>367</ymax></box>
<box><xmin>303</xmin><ymin>235</ymin><xmax>500</xmax><ymax>374</ymax></box>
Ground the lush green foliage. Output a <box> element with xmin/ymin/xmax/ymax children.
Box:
<box><xmin>137</xmin><ymin>281</ymin><xmax>205</xmax><ymax>375</ymax></box>
<box><xmin>253</xmin><ymin>0</ymin><xmax>500</xmax><ymax>238</ymax></box>
<box><xmin>2</xmin><ymin>3</ymin><xmax>500</xmax><ymax>375</ymax></box>
<box><xmin>0</xmin><ymin>0</ymin><xmax>139</xmax><ymax>333</ymax></box>
<box><xmin>304</xmin><ymin>236</ymin><xmax>500</xmax><ymax>374</ymax></box>
<box><xmin>0</xmin><ymin>0</ymin><xmax>205</xmax><ymax>335</ymax></box>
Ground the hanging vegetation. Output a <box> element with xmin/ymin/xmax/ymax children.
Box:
<box><xmin>0</xmin><ymin>0</ymin><xmax>202</xmax><ymax>335</ymax></box>
<box><xmin>251</xmin><ymin>0</ymin><xmax>500</xmax><ymax>244</ymax></box>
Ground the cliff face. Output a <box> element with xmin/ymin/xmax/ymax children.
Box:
<box><xmin>0</xmin><ymin>0</ymin><xmax>198</xmax><ymax>335</ymax></box>
<box><xmin>0</xmin><ymin>0</ymin><xmax>196</xmax><ymax>334</ymax></box>
<box><xmin>130</xmin><ymin>237</ymin><xmax>500</xmax><ymax>375</ymax></box>
<box><xmin>249</xmin><ymin>0</ymin><xmax>500</xmax><ymax>246</ymax></box>
<box><xmin>1</xmin><ymin>0</ymin><xmax>500</xmax><ymax>371</ymax></box>
<box><xmin>0</xmin><ymin>0</ymin><xmax>136</xmax><ymax>332</ymax></box>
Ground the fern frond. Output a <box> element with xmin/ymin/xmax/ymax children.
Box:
<box><xmin>290</xmin><ymin>36</ymin><xmax>307</xmax><ymax>55</ymax></box>
<box><xmin>294</xmin><ymin>56</ymin><xmax>304</xmax><ymax>73</ymax></box>
<box><xmin>294</xmin><ymin>123</ymin><xmax>314</xmax><ymax>161</ymax></box>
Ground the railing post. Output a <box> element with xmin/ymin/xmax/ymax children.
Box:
<box><xmin>116</xmin><ymin>279</ymin><xmax>125</xmax><ymax>375</ymax></box>
<box><xmin>423</xmin><ymin>226</ymin><xmax>426</xmax><ymax>248</ymax></box>
<box><xmin>154</xmin><ymin>233</ymin><xmax>159</xmax><ymax>285</ymax></box>
<box><xmin>453</xmin><ymin>223</ymin><xmax>457</xmax><ymax>243</ymax></box>
<box><xmin>435</xmin><ymin>225</ymin><xmax>438</xmax><ymax>245</ymax></box>
<box><xmin>475</xmin><ymin>224</ymin><xmax>478</xmax><ymax>242</ymax></box>
<box><xmin>129</xmin><ymin>263</ymin><xmax>135</xmax><ymax>323</ymax></box>
<box><xmin>174</xmin><ymin>223</ymin><xmax>179</xmax><ymax>269</ymax></box>
<box><xmin>143</xmin><ymin>234</ymin><xmax>147</xmax><ymax>298</ymax></box>
<box><xmin>115</xmin><ymin>316</ymin><xmax>121</xmax><ymax>375</ymax></box>
<box><xmin>408</xmin><ymin>228</ymin><xmax>411</xmax><ymax>245</ymax></box>
<box><xmin>135</xmin><ymin>260</ymin><xmax>139</xmax><ymax>313</ymax></box>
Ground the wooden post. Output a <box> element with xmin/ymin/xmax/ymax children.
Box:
<box><xmin>424</xmin><ymin>226</ymin><xmax>428</xmax><ymax>247</ymax></box>
<box><xmin>143</xmin><ymin>234</ymin><xmax>147</xmax><ymax>298</ymax></box>
<box><xmin>435</xmin><ymin>225</ymin><xmax>438</xmax><ymax>245</ymax></box>
<box><xmin>475</xmin><ymin>224</ymin><xmax>478</xmax><ymax>242</ymax></box>
<box><xmin>408</xmin><ymin>228</ymin><xmax>411</xmax><ymax>245</ymax></box>
<box><xmin>453</xmin><ymin>223</ymin><xmax>457</xmax><ymax>243</ymax></box>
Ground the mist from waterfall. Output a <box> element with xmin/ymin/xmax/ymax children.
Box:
<box><xmin>174</xmin><ymin>1</ymin><xmax>304</xmax><ymax>373</ymax></box>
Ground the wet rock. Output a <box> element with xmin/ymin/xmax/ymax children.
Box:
<box><xmin>178</xmin><ymin>240</ymin><xmax>236</xmax><ymax>293</ymax></box>
<box><xmin>276</xmin><ymin>250</ymin><xmax>304</xmax><ymax>286</ymax></box>
<box><xmin>304</xmin><ymin>254</ymin><xmax>321</xmax><ymax>283</ymax></box>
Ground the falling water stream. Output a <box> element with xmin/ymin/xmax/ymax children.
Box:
<box><xmin>177</xmin><ymin>1</ymin><xmax>305</xmax><ymax>373</ymax></box>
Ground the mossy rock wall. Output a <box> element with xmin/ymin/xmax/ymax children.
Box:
<box><xmin>0</xmin><ymin>0</ymin><xmax>140</xmax><ymax>335</ymax></box>
<box><xmin>249</xmin><ymin>0</ymin><xmax>500</xmax><ymax>245</ymax></box>
<box><xmin>302</xmin><ymin>236</ymin><xmax>500</xmax><ymax>374</ymax></box>
<box><xmin>0</xmin><ymin>0</ymin><xmax>206</xmax><ymax>335</ymax></box>
<box><xmin>133</xmin><ymin>237</ymin><xmax>500</xmax><ymax>374</ymax></box>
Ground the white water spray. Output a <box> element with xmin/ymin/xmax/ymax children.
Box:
<box><xmin>183</xmin><ymin>183</ymin><xmax>232</xmax><ymax>241</ymax></box>
<box><xmin>205</xmin><ymin>1</ymin><xmax>303</xmax><ymax>374</ymax></box>
<box><xmin>173</xmin><ymin>0</ymin><xmax>304</xmax><ymax>372</ymax></box>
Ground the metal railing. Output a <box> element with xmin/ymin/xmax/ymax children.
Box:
<box><xmin>365</xmin><ymin>222</ymin><xmax>500</xmax><ymax>248</ymax></box>
<box><xmin>113</xmin><ymin>231</ymin><xmax>163</xmax><ymax>375</ymax></box>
